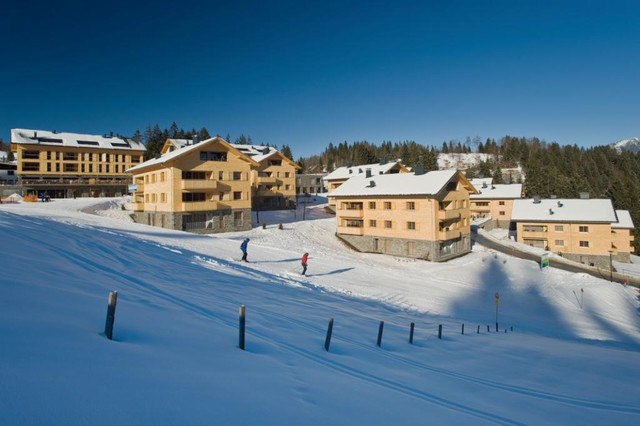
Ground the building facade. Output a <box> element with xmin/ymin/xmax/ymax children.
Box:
<box><xmin>331</xmin><ymin>170</ymin><xmax>477</xmax><ymax>261</ymax></box>
<box><xmin>511</xmin><ymin>198</ymin><xmax>634</xmax><ymax>268</ymax></box>
<box><xmin>11</xmin><ymin>129</ymin><xmax>145</xmax><ymax>198</ymax></box>
<box><xmin>296</xmin><ymin>173</ymin><xmax>326</xmax><ymax>195</ymax></box>
<box><xmin>324</xmin><ymin>160</ymin><xmax>409</xmax><ymax>207</ymax></box>
<box><xmin>127</xmin><ymin>137</ymin><xmax>257</xmax><ymax>233</ymax></box>
<box><xmin>469</xmin><ymin>180</ymin><xmax>524</xmax><ymax>228</ymax></box>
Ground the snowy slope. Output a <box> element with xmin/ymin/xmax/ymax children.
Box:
<box><xmin>1</xmin><ymin>198</ymin><xmax>639</xmax><ymax>425</ymax></box>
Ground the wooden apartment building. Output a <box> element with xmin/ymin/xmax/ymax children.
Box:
<box><xmin>162</xmin><ymin>138</ymin><xmax>299</xmax><ymax>211</ymax></box>
<box><xmin>511</xmin><ymin>198</ymin><xmax>635</xmax><ymax>268</ymax></box>
<box><xmin>330</xmin><ymin>169</ymin><xmax>477</xmax><ymax>261</ymax></box>
<box><xmin>11</xmin><ymin>128</ymin><xmax>145</xmax><ymax>198</ymax></box>
<box><xmin>469</xmin><ymin>178</ymin><xmax>524</xmax><ymax>229</ymax></box>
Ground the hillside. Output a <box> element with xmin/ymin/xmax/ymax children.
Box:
<box><xmin>1</xmin><ymin>198</ymin><xmax>639</xmax><ymax>425</ymax></box>
<box><xmin>611</xmin><ymin>137</ymin><xmax>640</xmax><ymax>154</ymax></box>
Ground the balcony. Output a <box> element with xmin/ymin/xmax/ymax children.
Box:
<box><xmin>438</xmin><ymin>209</ymin><xmax>461</xmax><ymax>220</ymax></box>
<box><xmin>439</xmin><ymin>229</ymin><xmax>461</xmax><ymax>240</ymax></box>
<box><xmin>181</xmin><ymin>180</ymin><xmax>218</xmax><ymax>190</ymax></box>
<box><xmin>337</xmin><ymin>225</ymin><xmax>364</xmax><ymax>236</ymax></box>
<box><xmin>257</xmin><ymin>176</ymin><xmax>280</xmax><ymax>185</ymax></box>
<box><xmin>180</xmin><ymin>201</ymin><xmax>219</xmax><ymax>212</ymax></box>
<box><xmin>127</xmin><ymin>202</ymin><xmax>144</xmax><ymax>211</ymax></box>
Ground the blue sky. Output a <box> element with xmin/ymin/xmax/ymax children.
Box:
<box><xmin>1</xmin><ymin>0</ymin><xmax>638</xmax><ymax>158</ymax></box>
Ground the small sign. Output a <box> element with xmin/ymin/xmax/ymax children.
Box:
<box><xmin>541</xmin><ymin>252</ymin><xmax>550</xmax><ymax>269</ymax></box>
<box><xmin>494</xmin><ymin>292</ymin><xmax>500</xmax><ymax>306</ymax></box>
<box><xmin>128</xmin><ymin>184</ymin><xmax>138</xmax><ymax>192</ymax></box>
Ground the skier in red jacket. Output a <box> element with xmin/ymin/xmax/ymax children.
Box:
<box><xmin>301</xmin><ymin>252</ymin><xmax>309</xmax><ymax>276</ymax></box>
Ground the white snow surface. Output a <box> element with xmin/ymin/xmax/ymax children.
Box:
<box><xmin>512</xmin><ymin>198</ymin><xmax>618</xmax><ymax>223</ymax></box>
<box><xmin>1</xmin><ymin>197</ymin><xmax>639</xmax><ymax>425</ymax></box>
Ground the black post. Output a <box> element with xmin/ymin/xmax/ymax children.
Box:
<box><xmin>487</xmin><ymin>325</ymin><xmax>490</xmax><ymax>332</ymax></box>
<box><xmin>477</xmin><ymin>325</ymin><xmax>480</xmax><ymax>334</ymax></box>
<box><xmin>104</xmin><ymin>291</ymin><xmax>118</xmax><ymax>340</ymax></box>
<box><xmin>511</xmin><ymin>326</ymin><xmax>513</xmax><ymax>332</ymax></box>
<box><xmin>409</xmin><ymin>322</ymin><xmax>415</xmax><ymax>344</ymax></box>
<box><xmin>495</xmin><ymin>322</ymin><xmax>499</xmax><ymax>332</ymax></box>
<box><xmin>377</xmin><ymin>321</ymin><xmax>384</xmax><ymax>347</ymax></box>
<box><xmin>438</xmin><ymin>324</ymin><xmax>442</xmax><ymax>339</ymax></box>
<box><xmin>239</xmin><ymin>305</ymin><xmax>246</xmax><ymax>350</ymax></box>
<box><xmin>324</xmin><ymin>318</ymin><xmax>334</xmax><ymax>352</ymax></box>
<box><xmin>461</xmin><ymin>323</ymin><xmax>464</xmax><ymax>335</ymax></box>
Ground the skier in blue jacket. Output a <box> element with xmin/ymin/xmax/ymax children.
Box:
<box><xmin>240</xmin><ymin>238</ymin><xmax>250</xmax><ymax>262</ymax></box>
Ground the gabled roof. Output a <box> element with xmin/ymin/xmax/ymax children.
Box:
<box><xmin>511</xmin><ymin>199</ymin><xmax>617</xmax><ymax>223</ymax></box>
<box><xmin>330</xmin><ymin>170</ymin><xmax>475</xmax><ymax>197</ymax></box>
<box><xmin>470</xmin><ymin>183</ymin><xmax>523</xmax><ymax>199</ymax></box>
<box><xmin>230</xmin><ymin>144</ymin><xmax>301</xmax><ymax>169</ymax></box>
<box><xmin>612</xmin><ymin>210</ymin><xmax>635</xmax><ymax>229</ymax></box>
<box><xmin>323</xmin><ymin>160</ymin><xmax>405</xmax><ymax>181</ymax></box>
<box><xmin>11</xmin><ymin>128</ymin><xmax>146</xmax><ymax>152</ymax></box>
<box><xmin>126</xmin><ymin>137</ymin><xmax>258</xmax><ymax>173</ymax></box>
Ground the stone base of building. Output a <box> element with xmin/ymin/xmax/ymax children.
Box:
<box><xmin>336</xmin><ymin>233</ymin><xmax>471</xmax><ymax>262</ymax></box>
<box><xmin>561</xmin><ymin>252</ymin><xmax>630</xmax><ymax>269</ymax></box>
<box><xmin>132</xmin><ymin>208</ymin><xmax>252</xmax><ymax>234</ymax></box>
<box><xmin>253</xmin><ymin>195</ymin><xmax>296</xmax><ymax>211</ymax></box>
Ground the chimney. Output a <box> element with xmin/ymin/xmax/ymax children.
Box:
<box><xmin>155</xmin><ymin>153</ymin><xmax>161</xmax><ymax>159</ymax></box>
<box><xmin>368</xmin><ymin>180</ymin><xmax>376</xmax><ymax>187</ymax></box>
<box><xmin>533</xmin><ymin>195</ymin><xmax>541</xmax><ymax>204</ymax></box>
<box><xmin>557</xmin><ymin>201</ymin><xmax>563</xmax><ymax>207</ymax></box>
<box><xmin>193</xmin><ymin>135</ymin><xmax>199</xmax><ymax>145</ymax></box>
<box><xmin>580</xmin><ymin>192</ymin><xmax>590</xmax><ymax>199</ymax></box>
<box><xmin>549</xmin><ymin>208</ymin><xmax>554</xmax><ymax>215</ymax></box>
<box><xmin>34</xmin><ymin>131</ymin><xmax>38</xmax><ymax>139</ymax></box>
<box><xmin>482</xmin><ymin>182</ymin><xmax>487</xmax><ymax>188</ymax></box>
<box><xmin>414</xmin><ymin>163</ymin><xmax>425</xmax><ymax>175</ymax></box>
<box><xmin>365</xmin><ymin>168</ymin><xmax>372</xmax><ymax>178</ymax></box>
<box><xmin>110</xmin><ymin>131</ymin><xmax>113</xmax><ymax>138</ymax></box>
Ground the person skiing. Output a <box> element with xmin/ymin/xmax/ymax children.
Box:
<box><xmin>240</xmin><ymin>238</ymin><xmax>250</xmax><ymax>262</ymax></box>
<box><xmin>301</xmin><ymin>252</ymin><xmax>309</xmax><ymax>275</ymax></box>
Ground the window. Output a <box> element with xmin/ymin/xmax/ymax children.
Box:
<box><xmin>234</xmin><ymin>211</ymin><xmax>243</xmax><ymax>226</ymax></box>
<box><xmin>385</xmin><ymin>220</ymin><xmax>392</xmax><ymax>229</ymax></box>
<box><xmin>474</xmin><ymin>201</ymin><xmax>489</xmax><ymax>207</ymax></box>
<box><xmin>579</xmin><ymin>226</ymin><xmax>589</xmax><ymax>233</ymax></box>
<box><xmin>579</xmin><ymin>240</ymin><xmax>589</xmax><ymax>248</ymax></box>
<box><xmin>384</xmin><ymin>201</ymin><xmax>392</xmax><ymax>210</ymax></box>
<box><xmin>160</xmin><ymin>172</ymin><xmax>166</xmax><ymax>182</ymax></box>
<box><xmin>182</xmin><ymin>192</ymin><xmax>205</xmax><ymax>202</ymax></box>
<box><xmin>555</xmin><ymin>225</ymin><xmax>564</xmax><ymax>232</ymax></box>
<box><xmin>269</xmin><ymin>160</ymin><xmax>282</xmax><ymax>166</ymax></box>
<box><xmin>46</xmin><ymin>163</ymin><xmax>52</xmax><ymax>172</ymax></box>
<box><xmin>499</xmin><ymin>201</ymin><xmax>505</xmax><ymax>206</ymax></box>
<box><xmin>233</xmin><ymin>171</ymin><xmax>242</xmax><ymax>181</ymax></box>
<box><xmin>523</xmin><ymin>225</ymin><xmax>546</xmax><ymax>232</ymax></box>
<box><xmin>219</xmin><ymin>171</ymin><xmax>224</xmax><ymax>180</ymax></box>
<box><xmin>369</xmin><ymin>220</ymin><xmax>377</xmax><ymax>227</ymax></box>
<box><xmin>63</xmin><ymin>152</ymin><xmax>77</xmax><ymax>161</ymax></box>
<box><xmin>23</xmin><ymin>150</ymin><xmax>40</xmax><ymax>159</ymax></box>
<box><xmin>344</xmin><ymin>219</ymin><xmax>364</xmax><ymax>228</ymax></box>
<box><xmin>182</xmin><ymin>171</ymin><xmax>206</xmax><ymax>180</ymax></box>
<box><xmin>46</xmin><ymin>152</ymin><xmax>52</xmax><ymax>160</ymax></box>
<box><xmin>233</xmin><ymin>191</ymin><xmax>242</xmax><ymax>200</ymax></box>
<box><xmin>89</xmin><ymin>164</ymin><xmax>93</xmax><ymax>173</ymax></box>
<box><xmin>406</xmin><ymin>201</ymin><xmax>415</xmax><ymax>210</ymax></box>
<box><xmin>22</xmin><ymin>162</ymin><xmax>39</xmax><ymax>171</ymax></box>
<box><xmin>446</xmin><ymin>181</ymin><xmax>457</xmax><ymax>191</ymax></box>
<box><xmin>218</xmin><ymin>192</ymin><xmax>225</xmax><ymax>201</ymax></box>
<box><xmin>555</xmin><ymin>240</ymin><xmax>564</xmax><ymax>246</ymax></box>
<box><xmin>407</xmin><ymin>221</ymin><xmax>416</xmax><ymax>230</ymax></box>
<box><xmin>201</xmin><ymin>151</ymin><xmax>227</xmax><ymax>161</ymax></box>
<box><xmin>160</xmin><ymin>193</ymin><xmax>166</xmax><ymax>203</ymax></box>
<box><xmin>285</xmin><ymin>172</ymin><xmax>290</xmax><ymax>178</ymax></box>
<box><xmin>369</xmin><ymin>202</ymin><xmax>376</xmax><ymax>209</ymax></box>
<box><xmin>151</xmin><ymin>193</ymin><xmax>157</xmax><ymax>203</ymax></box>
<box><xmin>499</xmin><ymin>211</ymin><xmax>505</xmax><ymax>216</ymax></box>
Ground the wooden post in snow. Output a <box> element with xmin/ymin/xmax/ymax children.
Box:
<box><xmin>239</xmin><ymin>305</ymin><xmax>246</xmax><ymax>350</ymax></box>
<box><xmin>324</xmin><ymin>318</ymin><xmax>334</xmax><ymax>352</ymax></box>
<box><xmin>438</xmin><ymin>324</ymin><xmax>442</xmax><ymax>339</ymax></box>
<box><xmin>377</xmin><ymin>321</ymin><xmax>384</xmax><ymax>347</ymax></box>
<box><xmin>104</xmin><ymin>291</ymin><xmax>118</xmax><ymax>340</ymax></box>
<box><xmin>409</xmin><ymin>322</ymin><xmax>415</xmax><ymax>344</ymax></box>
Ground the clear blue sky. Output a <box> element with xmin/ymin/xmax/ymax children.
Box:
<box><xmin>1</xmin><ymin>0</ymin><xmax>638</xmax><ymax>158</ymax></box>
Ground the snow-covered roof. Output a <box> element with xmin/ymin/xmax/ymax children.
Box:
<box><xmin>469</xmin><ymin>178</ymin><xmax>493</xmax><ymax>189</ymax></box>
<box><xmin>511</xmin><ymin>199</ymin><xmax>617</xmax><ymax>223</ymax></box>
<box><xmin>330</xmin><ymin>170</ymin><xmax>465</xmax><ymax>197</ymax></box>
<box><xmin>11</xmin><ymin>128</ymin><xmax>146</xmax><ymax>152</ymax></box>
<box><xmin>230</xmin><ymin>144</ymin><xmax>280</xmax><ymax>163</ymax></box>
<box><xmin>323</xmin><ymin>160</ymin><xmax>404</xmax><ymax>181</ymax></box>
<box><xmin>470</xmin><ymin>183</ymin><xmax>523</xmax><ymax>199</ymax></box>
<box><xmin>127</xmin><ymin>137</ymin><xmax>257</xmax><ymax>173</ymax></box>
<box><xmin>166</xmin><ymin>139</ymin><xmax>191</xmax><ymax>148</ymax></box>
<box><xmin>612</xmin><ymin>210</ymin><xmax>635</xmax><ymax>229</ymax></box>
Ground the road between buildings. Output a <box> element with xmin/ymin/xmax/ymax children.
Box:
<box><xmin>472</xmin><ymin>228</ymin><xmax>640</xmax><ymax>288</ymax></box>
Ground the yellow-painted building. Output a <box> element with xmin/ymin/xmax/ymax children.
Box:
<box><xmin>324</xmin><ymin>160</ymin><xmax>409</xmax><ymax>208</ymax></box>
<box><xmin>11</xmin><ymin>128</ymin><xmax>145</xmax><ymax>198</ymax></box>
<box><xmin>330</xmin><ymin>169</ymin><xmax>477</xmax><ymax>261</ymax></box>
<box><xmin>511</xmin><ymin>198</ymin><xmax>635</xmax><ymax>268</ymax></box>
<box><xmin>127</xmin><ymin>137</ymin><xmax>258</xmax><ymax>233</ymax></box>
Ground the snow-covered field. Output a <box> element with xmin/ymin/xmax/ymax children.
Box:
<box><xmin>1</xmin><ymin>197</ymin><xmax>639</xmax><ymax>425</ymax></box>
